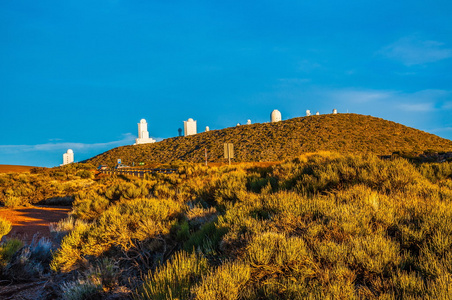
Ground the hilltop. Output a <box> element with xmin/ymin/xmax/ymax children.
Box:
<box><xmin>86</xmin><ymin>113</ymin><xmax>452</xmax><ymax>166</ymax></box>
<box><xmin>0</xmin><ymin>165</ymin><xmax>36</xmax><ymax>173</ymax></box>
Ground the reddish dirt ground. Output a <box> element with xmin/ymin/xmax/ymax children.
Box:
<box><xmin>0</xmin><ymin>206</ymin><xmax>71</xmax><ymax>244</ymax></box>
<box><xmin>0</xmin><ymin>165</ymin><xmax>37</xmax><ymax>174</ymax></box>
<box><xmin>0</xmin><ymin>206</ymin><xmax>71</xmax><ymax>299</ymax></box>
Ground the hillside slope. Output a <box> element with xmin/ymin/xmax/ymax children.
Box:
<box><xmin>86</xmin><ymin>113</ymin><xmax>452</xmax><ymax>166</ymax></box>
<box><xmin>0</xmin><ymin>165</ymin><xmax>36</xmax><ymax>173</ymax></box>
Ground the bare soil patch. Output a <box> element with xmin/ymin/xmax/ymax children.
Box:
<box><xmin>0</xmin><ymin>206</ymin><xmax>71</xmax><ymax>299</ymax></box>
<box><xmin>0</xmin><ymin>165</ymin><xmax>36</xmax><ymax>174</ymax></box>
<box><xmin>0</xmin><ymin>206</ymin><xmax>71</xmax><ymax>244</ymax></box>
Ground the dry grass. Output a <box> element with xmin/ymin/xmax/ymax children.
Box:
<box><xmin>86</xmin><ymin>114</ymin><xmax>452</xmax><ymax>166</ymax></box>
<box><xmin>3</xmin><ymin>152</ymin><xmax>452</xmax><ymax>299</ymax></box>
<box><xmin>0</xmin><ymin>165</ymin><xmax>36</xmax><ymax>174</ymax></box>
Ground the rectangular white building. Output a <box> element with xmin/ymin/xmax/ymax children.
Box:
<box><xmin>184</xmin><ymin>118</ymin><xmax>197</xmax><ymax>136</ymax></box>
<box><xmin>62</xmin><ymin>149</ymin><xmax>74</xmax><ymax>165</ymax></box>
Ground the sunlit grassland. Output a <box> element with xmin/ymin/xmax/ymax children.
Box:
<box><xmin>2</xmin><ymin>152</ymin><xmax>452</xmax><ymax>298</ymax></box>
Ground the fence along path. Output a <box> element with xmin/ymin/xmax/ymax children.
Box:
<box><xmin>99</xmin><ymin>168</ymin><xmax>178</xmax><ymax>178</ymax></box>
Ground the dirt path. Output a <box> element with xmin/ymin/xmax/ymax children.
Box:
<box><xmin>0</xmin><ymin>206</ymin><xmax>71</xmax><ymax>244</ymax></box>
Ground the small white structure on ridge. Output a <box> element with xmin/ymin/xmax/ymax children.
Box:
<box><xmin>205</xmin><ymin>126</ymin><xmax>210</xmax><ymax>132</ymax></box>
<box><xmin>184</xmin><ymin>118</ymin><xmax>197</xmax><ymax>136</ymax></box>
<box><xmin>306</xmin><ymin>110</ymin><xmax>311</xmax><ymax>116</ymax></box>
<box><xmin>332</xmin><ymin>109</ymin><xmax>338</xmax><ymax>114</ymax></box>
<box><xmin>62</xmin><ymin>149</ymin><xmax>74</xmax><ymax>166</ymax></box>
<box><xmin>316</xmin><ymin>111</ymin><xmax>320</xmax><ymax>115</ymax></box>
<box><xmin>236</xmin><ymin>123</ymin><xmax>241</xmax><ymax>126</ymax></box>
<box><xmin>135</xmin><ymin>119</ymin><xmax>156</xmax><ymax>145</ymax></box>
<box><xmin>247</xmin><ymin>119</ymin><xmax>251</xmax><ymax>125</ymax></box>
<box><xmin>270</xmin><ymin>109</ymin><xmax>282</xmax><ymax>122</ymax></box>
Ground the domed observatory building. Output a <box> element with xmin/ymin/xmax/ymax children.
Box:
<box><xmin>135</xmin><ymin>119</ymin><xmax>156</xmax><ymax>145</ymax></box>
<box><xmin>270</xmin><ymin>109</ymin><xmax>282</xmax><ymax>122</ymax></box>
<box><xmin>62</xmin><ymin>149</ymin><xmax>74</xmax><ymax>166</ymax></box>
<box><xmin>184</xmin><ymin>118</ymin><xmax>197</xmax><ymax>136</ymax></box>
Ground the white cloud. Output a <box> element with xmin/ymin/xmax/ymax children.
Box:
<box><xmin>318</xmin><ymin>88</ymin><xmax>451</xmax><ymax>113</ymax></box>
<box><xmin>381</xmin><ymin>36</ymin><xmax>452</xmax><ymax>66</ymax></box>
<box><xmin>442</xmin><ymin>102</ymin><xmax>452</xmax><ymax>110</ymax></box>
<box><xmin>430</xmin><ymin>127</ymin><xmax>452</xmax><ymax>133</ymax></box>
<box><xmin>398</xmin><ymin>102</ymin><xmax>435</xmax><ymax>112</ymax></box>
<box><xmin>330</xmin><ymin>89</ymin><xmax>393</xmax><ymax>104</ymax></box>
<box><xmin>0</xmin><ymin>133</ymin><xmax>136</xmax><ymax>154</ymax></box>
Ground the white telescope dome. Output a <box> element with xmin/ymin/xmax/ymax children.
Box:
<box><xmin>270</xmin><ymin>109</ymin><xmax>282</xmax><ymax>122</ymax></box>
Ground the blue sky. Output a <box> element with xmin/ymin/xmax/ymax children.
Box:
<box><xmin>1</xmin><ymin>1</ymin><xmax>452</xmax><ymax>167</ymax></box>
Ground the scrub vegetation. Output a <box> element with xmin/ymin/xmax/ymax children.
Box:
<box><xmin>2</xmin><ymin>151</ymin><xmax>452</xmax><ymax>298</ymax></box>
<box><xmin>0</xmin><ymin>163</ymin><xmax>95</xmax><ymax>207</ymax></box>
<box><xmin>86</xmin><ymin>114</ymin><xmax>452</xmax><ymax>166</ymax></box>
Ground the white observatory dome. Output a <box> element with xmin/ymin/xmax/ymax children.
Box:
<box><xmin>140</xmin><ymin>119</ymin><xmax>146</xmax><ymax>123</ymax></box>
<box><xmin>270</xmin><ymin>109</ymin><xmax>282</xmax><ymax>122</ymax></box>
<box><xmin>67</xmin><ymin>149</ymin><xmax>73</xmax><ymax>154</ymax></box>
<box><xmin>188</xmin><ymin>118</ymin><xmax>194</xmax><ymax>122</ymax></box>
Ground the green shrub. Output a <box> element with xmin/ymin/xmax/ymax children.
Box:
<box><xmin>105</xmin><ymin>181</ymin><xmax>148</xmax><ymax>201</ymax></box>
<box><xmin>51</xmin><ymin>221</ymin><xmax>92</xmax><ymax>272</ymax></box>
<box><xmin>173</xmin><ymin>219</ymin><xmax>190</xmax><ymax>242</ymax></box>
<box><xmin>193</xmin><ymin>260</ymin><xmax>251</xmax><ymax>300</ymax></box>
<box><xmin>50</xmin><ymin>216</ymin><xmax>92</xmax><ymax>248</ymax></box>
<box><xmin>72</xmin><ymin>191</ymin><xmax>110</xmax><ymax>221</ymax></box>
<box><xmin>136</xmin><ymin>251</ymin><xmax>209</xmax><ymax>300</ymax></box>
<box><xmin>52</xmin><ymin>198</ymin><xmax>183</xmax><ymax>272</ymax></box>
<box><xmin>245</xmin><ymin>232</ymin><xmax>317</xmax><ymax>281</ymax></box>
<box><xmin>5</xmin><ymin>236</ymin><xmax>53</xmax><ymax>280</ymax></box>
<box><xmin>392</xmin><ymin>270</ymin><xmax>426</xmax><ymax>298</ymax></box>
<box><xmin>184</xmin><ymin>221</ymin><xmax>228</xmax><ymax>255</ymax></box>
<box><xmin>61</xmin><ymin>277</ymin><xmax>103</xmax><ymax>300</ymax></box>
<box><xmin>0</xmin><ymin>238</ymin><xmax>23</xmax><ymax>268</ymax></box>
<box><xmin>214</xmin><ymin>170</ymin><xmax>248</xmax><ymax>206</ymax></box>
<box><xmin>2</xmin><ymin>195</ymin><xmax>27</xmax><ymax>208</ymax></box>
<box><xmin>75</xmin><ymin>169</ymin><xmax>93</xmax><ymax>179</ymax></box>
<box><xmin>0</xmin><ymin>217</ymin><xmax>12</xmax><ymax>240</ymax></box>
<box><xmin>347</xmin><ymin>234</ymin><xmax>401</xmax><ymax>275</ymax></box>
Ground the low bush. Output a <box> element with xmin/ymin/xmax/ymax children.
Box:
<box><xmin>61</xmin><ymin>277</ymin><xmax>103</xmax><ymax>300</ymax></box>
<box><xmin>136</xmin><ymin>251</ymin><xmax>209</xmax><ymax>300</ymax></box>
<box><xmin>0</xmin><ymin>217</ymin><xmax>12</xmax><ymax>240</ymax></box>
<box><xmin>192</xmin><ymin>260</ymin><xmax>251</xmax><ymax>300</ymax></box>
<box><xmin>51</xmin><ymin>198</ymin><xmax>184</xmax><ymax>272</ymax></box>
<box><xmin>75</xmin><ymin>169</ymin><xmax>93</xmax><ymax>179</ymax></box>
<box><xmin>4</xmin><ymin>236</ymin><xmax>53</xmax><ymax>281</ymax></box>
<box><xmin>3</xmin><ymin>151</ymin><xmax>450</xmax><ymax>298</ymax></box>
<box><xmin>2</xmin><ymin>195</ymin><xmax>27</xmax><ymax>208</ymax></box>
<box><xmin>0</xmin><ymin>238</ymin><xmax>23</xmax><ymax>268</ymax></box>
<box><xmin>183</xmin><ymin>221</ymin><xmax>228</xmax><ymax>255</ymax></box>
